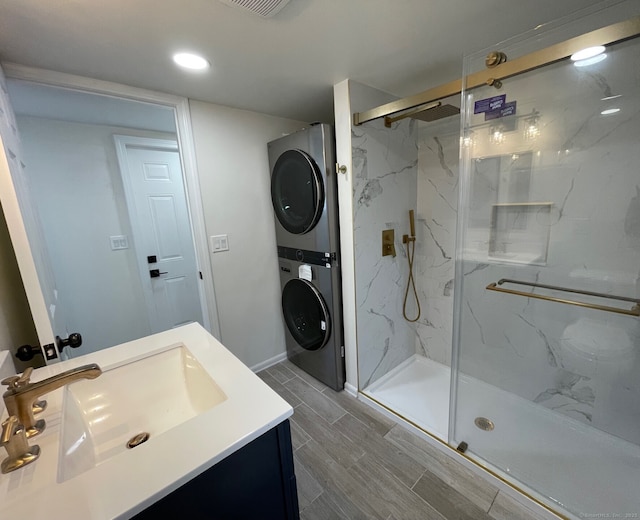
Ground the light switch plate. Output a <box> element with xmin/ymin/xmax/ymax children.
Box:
<box><xmin>210</xmin><ymin>234</ymin><xmax>229</xmax><ymax>253</ymax></box>
<box><xmin>110</xmin><ymin>235</ymin><xmax>129</xmax><ymax>250</ymax></box>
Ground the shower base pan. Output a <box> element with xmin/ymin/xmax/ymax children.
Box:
<box><xmin>363</xmin><ymin>354</ymin><xmax>640</xmax><ymax>519</ymax></box>
<box><xmin>365</xmin><ymin>354</ymin><xmax>450</xmax><ymax>440</ymax></box>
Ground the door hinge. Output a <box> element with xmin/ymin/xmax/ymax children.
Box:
<box><xmin>341</xmin><ymin>345</ymin><xmax>345</xmax><ymax>358</ymax></box>
<box><xmin>199</xmin><ymin>271</ymin><xmax>203</xmax><ymax>280</ymax></box>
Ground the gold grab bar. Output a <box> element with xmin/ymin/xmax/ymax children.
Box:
<box><xmin>486</xmin><ymin>279</ymin><xmax>640</xmax><ymax>317</ymax></box>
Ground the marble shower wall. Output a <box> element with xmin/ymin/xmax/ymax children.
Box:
<box><xmin>415</xmin><ymin>117</ymin><xmax>461</xmax><ymax>366</ymax></box>
<box><xmin>353</xmin><ymin>111</ymin><xmax>461</xmax><ymax>387</ymax></box>
<box><xmin>352</xmin><ymin>118</ymin><xmax>419</xmax><ymax>389</ymax></box>
<box><xmin>456</xmin><ymin>36</ymin><xmax>640</xmax><ymax>445</ymax></box>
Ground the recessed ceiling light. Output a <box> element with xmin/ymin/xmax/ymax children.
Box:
<box><xmin>573</xmin><ymin>53</ymin><xmax>607</xmax><ymax>67</ymax></box>
<box><xmin>571</xmin><ymin>46</ymin><xmax>605</xmax><ymax>61</ymax></box>
<box><xmin>173</xmin><ymin>52</ymin><xmax>210</xmax><ymax>70</ymax></box>
<box><xmin>601</xmin><ymin>108</ymin><xmax>620</xmax><ymax>115</ymax></box>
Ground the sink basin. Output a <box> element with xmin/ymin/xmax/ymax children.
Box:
<box><xmin>57</xmin><ymin>343</ymin><xmax>227</xmax><ymax>482</ymax></box>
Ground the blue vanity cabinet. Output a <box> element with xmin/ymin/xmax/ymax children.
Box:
<box><xmin>133</xmin><ymin>420</ymin><xmax>299</xmax><ymax>520</ymax></box>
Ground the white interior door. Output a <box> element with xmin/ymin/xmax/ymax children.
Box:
<box><xmin>0</xmin><ymin>70</ymin><xmax>66</xmax><ymax>364</ymax></box>
<box><xmin>115</xmin><ymin>136</ymin><xmax>204</xmax><ymax>333</ymax></box>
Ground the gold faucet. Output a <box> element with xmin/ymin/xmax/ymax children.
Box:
<box><xmin>2</xmin><ymin>364</ymin><xmax>102</xmax><ymax>438</ymax></box>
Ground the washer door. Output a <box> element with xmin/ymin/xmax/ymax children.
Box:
<box><xmin>281</xmin><ymin>278</ymin><xmax>331</xmax><ymax>351</ymax></box>
<box><xmin>271</xmin><ymin>149</ymin><xmax>324</xmax><ymax>235</ymax></box>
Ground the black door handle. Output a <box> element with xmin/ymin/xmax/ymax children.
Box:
<box><xmin>150</xmin><ymin>269</ymin><xmax>168</xmax><ymax>278</ymax></box>
<box><xmin>14</xmin><ymin>344</ymin><xmax>42</xmax><ymax>362</ymax></box>
<box><xmin>57</xmin><ymin>333</ymin><xmax>83</xmax><ymax>353</ymax></box>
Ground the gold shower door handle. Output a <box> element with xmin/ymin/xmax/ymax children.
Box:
<box><xmin>486</xmin><ymin>279</ymin><xmax>640</xmax><ymax>317</ymax></box>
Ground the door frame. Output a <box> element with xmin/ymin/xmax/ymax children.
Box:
<box><xmin>2</xmin><ymin>62</ymin><xmax>221</xmax><ymax>340</ymax></box>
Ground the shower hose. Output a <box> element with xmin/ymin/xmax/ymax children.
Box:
<box><xmin>402</xmin><ymin>237</ymin><xmax>421</xmax><ymax>322</ymax></box>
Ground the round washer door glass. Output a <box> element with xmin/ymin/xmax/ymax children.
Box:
<box><xmin>271</xmin><ymin>149</ymin><xmax>324</xmax><ymax>234</ymax></box>
<box><xmin>282</xmin><ymin>279</ymin><xmax>331</xmax><ymax>351</ymax></box>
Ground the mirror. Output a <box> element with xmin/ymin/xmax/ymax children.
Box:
<box><xmin>5</xmin><ymin>78</ymin><xmax>213</xmax><ymax>360</ymax></box>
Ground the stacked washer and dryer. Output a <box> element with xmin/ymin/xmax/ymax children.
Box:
<box><xmin>268</xmin><ymin>124</ymin><xmax>345</xmax><ymax>391</ymax></box>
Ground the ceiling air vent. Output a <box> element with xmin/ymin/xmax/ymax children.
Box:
<box><xmin>218</xmin><ymin>0</ymin><xmax>291</xmax><ymax>18</ymax></box>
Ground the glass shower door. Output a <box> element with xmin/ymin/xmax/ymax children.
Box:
<box><xmin>451</xmin><ymin>15</ymin><xmax>640</xmax><ymax>519</ymax></box>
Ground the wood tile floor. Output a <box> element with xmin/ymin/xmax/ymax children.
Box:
<box><xmin>258</xmin><ymin>360</ymin><xmax>549</xmax><ymax>520</ymax></box>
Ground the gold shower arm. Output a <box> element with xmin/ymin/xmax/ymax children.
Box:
<box><xmin>486</xmin><ymin>279</ymin><xmax>640</xmax><ymax>317</ymax></box>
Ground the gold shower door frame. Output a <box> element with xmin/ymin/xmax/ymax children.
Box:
<box><xmin>353</xmin><ymin>12</ymin><xmax>640</xmax><ymax>520</ymax></box>
<box><xmin>352</xmin><ymin>15</ymin><xmax>640</xmax><ymax>127</ymax></box>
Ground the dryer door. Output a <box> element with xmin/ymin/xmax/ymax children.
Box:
<box><xmin>281</xmin><ymin>278</ymin><xmax>331</xmax><ymax>350</ymax></box>
<box><xmin>271</xmin><ymin>149</ymin><xmax>324</xmax><ymax>234</ymax></box>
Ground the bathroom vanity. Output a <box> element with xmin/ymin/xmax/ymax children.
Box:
<box><xmin>134</xmin><ymin>420</ymin><xmax>297</xmax><ymax>519</ymax></box>
<box><xmin>0</xmin><ymin>323</ymin><xmax>298</xmax><ymax>519</ymax></box>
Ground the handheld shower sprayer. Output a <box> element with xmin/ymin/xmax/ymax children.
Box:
<box><xmin>403</xmin><ymin>210</ymin><xmax>421</xmax><ymax>322</ymax></box>
<box><xmin>409</xmin><ymin>209</ymin><xmax>416</xmax><ymax>239</ymax></box>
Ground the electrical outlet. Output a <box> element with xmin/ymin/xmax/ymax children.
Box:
<box><xmin>210</xmin><ymin>234</ymin><xmax>229</xmax><ymax>253</ymax></box>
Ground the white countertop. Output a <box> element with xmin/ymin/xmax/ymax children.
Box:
<box><xmin>0</xmin><ymin>323</ymin><xmax>293</xmax><ymax>519</ymax></box>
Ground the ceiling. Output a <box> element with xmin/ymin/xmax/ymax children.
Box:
<box><xmin>0</xmin><ymin>0</ymin><xmax>617</xmax><ymax>123</ymax></box>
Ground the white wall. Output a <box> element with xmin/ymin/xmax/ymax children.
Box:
<box><xmin>16</xmin><ymin>116</ymin><xmax>177</xmax><ymax>355</ymax></box>
<box><xmin>189</xmin><ymin>100</ymin><xmax>305</xmax><ymax>370</ymax></box>
<box><xmin>332</xmin><ymin>80</ymin><xmax>357</xmax><ymax>393</ymax></box>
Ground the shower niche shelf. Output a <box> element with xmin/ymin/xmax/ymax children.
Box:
<box><xmin>488</xmin><ymin>202</ymin><xmax>552</xmax><ymax>266</ymax></box>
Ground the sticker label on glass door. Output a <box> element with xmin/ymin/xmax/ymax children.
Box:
<box><xmin>474</xmin><ymin>94</ymin><xmax>506</xmax><ymax>114</ymax></box>
<box><xmin>485</xmin><ymin>101</ymin><xmax>517</xmax><ymax>120</ymax></box>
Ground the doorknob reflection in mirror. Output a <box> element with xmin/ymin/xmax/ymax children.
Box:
<box><xmin>149</xmin><ymin>269</ymin><xmax>168</xmax><ymax>278</ymax></box>
<box><xmin>56</xmin><ymin>333</ymin><xmax>82</xmax><ymax>353</ymax></box>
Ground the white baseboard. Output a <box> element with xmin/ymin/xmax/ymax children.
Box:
<box><xmin>344</xmin><ymin>382</ymin><xmax>358</xmax><ymax>397</ymax></box>
<box><xmin>250</xmin><ymin>351</ymin><xmax>288</xmax><ymax>373</ymax></box>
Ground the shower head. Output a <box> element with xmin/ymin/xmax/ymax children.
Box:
<box><xmin>384</xmin><ymin>100</ymin><xmax>460</xmax><ymax>127</ymax></box>
<box><xmin>410</xmin><ymin>103</ymin><xmax>460</xmax><ymax>122</ymax></box>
